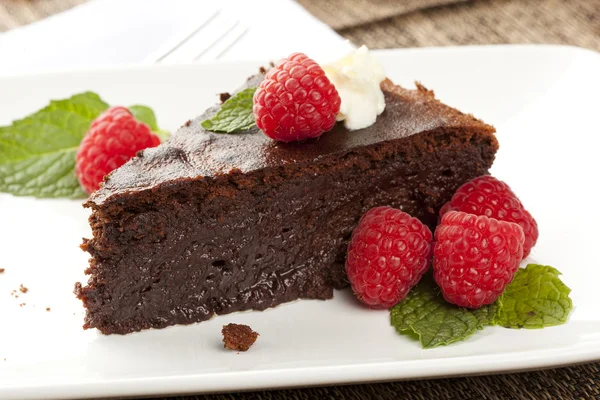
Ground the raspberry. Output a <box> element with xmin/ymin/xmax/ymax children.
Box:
<box><xmin>75</xmin><ymin>106</ymin><xmax>160</xmax><ymax>193</ymax></box>
<box><xmin>440</xmin><ymin>175</ymin><xmax>538</xmax><ymax>258</ymax></box>
<box><xmin>253</xmin><ymin>52</ymin><xmax>341</xmax><ymax>142</ymax></box>
<box><xmin>433</xmin><ymin>211</ymin><xmax>525</xmax><ymax>308</ymax></box>
<box><xmin>345</xmin><ymin>206</ymin><xmax>433</xmax><ymax>309</ymax></box>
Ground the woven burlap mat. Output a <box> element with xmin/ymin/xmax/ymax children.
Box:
<box><xmin>1</xmin><ymin>0</ymin><xmax>599</xmax><ymax>399</ymax></box>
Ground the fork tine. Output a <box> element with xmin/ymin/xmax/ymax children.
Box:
<box><xmin>214</xmin><ymin>26</ymin><xmax>249</xmax><ymax>61</ymax></box>
<box><xmin>144</xmin><ymin>9</ymin><xmax>221</xmax><ymax>64</ymax></box>
<box><xmin>192</xmin><ymin>20</ymin><xmax>240</xmax><ymax>62</ymax></box>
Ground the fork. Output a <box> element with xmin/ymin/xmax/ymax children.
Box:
<box><xmin>143</xmin><ymin>9</ymin><xmax>249</xmax><ymax>64</ymax></box>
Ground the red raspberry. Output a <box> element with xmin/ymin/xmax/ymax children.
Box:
<box><xmin>76</xmin><ymin>106</ymin><xmax>160</xmax><ymax>194</ymax></box>
<box><xmin>253</xmin><ymin>52</ymin><xmax>341</xmax><ymax>142</ymax></box>
<box><xmin>346</xmin><ymin>206</ymin><xmax>433</xmax><ymax>309</ymax></box>
<box><xmin>433</xmin><ymin>211</ymin><xmax>525</xmax><ymax>308</ymax></box>
<box><xmin>440</xmin><ymin>175</ymin><xmax>538</xmax><ymax>258</ymax></box>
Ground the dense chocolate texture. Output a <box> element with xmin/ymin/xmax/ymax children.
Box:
<box><xmin>76</xmin><ymin>76</ymin><xmax>498</xmax><ymax>334</ymax></box>
<box><xmin>222</xmin><ymin>323</ymin><xmax>259</xmax><ymax>351</ymax></box>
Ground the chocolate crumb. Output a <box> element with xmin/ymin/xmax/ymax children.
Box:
<box><xmin>19</xmin><ymin>284</ymin><xmax>28</xmax><ymax>293</ymax></box>
<box><xmin>259</xmin><ymin>66</ymin><xmax>266</xmax><ymax>74</ymax></box>
<box><xmin>184</xmin><ymin>119</ymin><xmax>192</xmax><ymax>127</ymax></box>
<box><xmin>219</xmin><ymin>92</ymin><xmax>231</xmax><ymax>103</ymax></box>
<box><xmin>19</xmin><ymin>303</ymin><xmax>25</xmax><ymax>307</ymax></box>
<box><xmin>222</xmin><ymin>323</ymin><xmax>258</xmax><ymax>352</ymax></box>
<box><xmin>269</xmin><ymin>61</ymin><xmax>275</xmax><ymax>67</ymax></box>
<box><xmin>0</xmin><ymin>268</ymin><xmax>5</xmax><ymax>273</ymax></box>
<box><xmin>46</xmin><ymin>307</ymin><xmax>51</xmax><ymax>312</ymax></box>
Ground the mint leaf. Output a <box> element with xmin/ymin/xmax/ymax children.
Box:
<box><xmin>472</xmin><ymin>303</ymin><xmax>497</xmax><ymax>327</ymax></box>
<box><xmin>201</xmin><ymin>88</ymin><xmax>257</xmax><ymax>133</ymax></box>
<box><xmin>390</xmin><ymin>265</ymin><xmax>573</xmax><ymax>348</ymax></box>
<box><xmin>0</xmin><ymin>92</ymin><xmax>109</xmax><ymax>198</ymax></box>
<box><xmin>493</xmin><ymin>264</ymin><xmax>572</xmax><ymax>329</ymax></box>
<box><xmin>128</xmin><ymin>105</ymin><xmax>170</xmax><ymax>141</ymax></box>
<box><xmin>390</xmin><ymin>274</ymin><xmax>493</xmax><ymax>348</ymax></box>
<box><xmin>128</xmin><ymin>105</ymin><xmax>159</xmax><ymax>131</ymax></box>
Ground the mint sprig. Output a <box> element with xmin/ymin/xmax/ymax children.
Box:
<box><xmin>391</xmin><ymin>264</ymin><xmax>572</xmax><ymax>348</ymax></box>
<box><xmin>0</xmin><ymin>92</ymin><xmax>109</xmax><ymax>198</ymax></box>
<box><xmin>201</xmin><ymin>88</ymin><xmax>257</xmax><ymax>133</ymax></box>
<box><xmin>0</xmin><ymin>93</ymin><xmax>165</xmax><ymax>199</ymax></box>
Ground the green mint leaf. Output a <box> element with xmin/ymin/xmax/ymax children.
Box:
<box><xmin>0</xmin><ymin>92</ymin><xmax>109</xmax><ymax>198</ymax></box>
<box><xmin>128</xmin><ymin>105</ymin><xmax>170</xmax><ymax>141</ymax></box>
<box><xmin>390</xmin><ymin>274</ymin><xmax>493</xmax><ymax>348</ymax></box>
<box><xmin>128</xmin><ymin>105</ymin><xmax>159</xmax><ymax>131</ymax></box>
<box><xmin>472</xmin><ymin>303</ymin><xmax>497</xmax><ymax>328</ymax></box>
<box><xmin>201</xmin><ymin>87</ymin><xmax>257</xmax><ymax>133</ymax></box>
<box><xmin>493</xmin><ymin>264</ymin><xmax>572</xmax><ymax>329</ymax></box>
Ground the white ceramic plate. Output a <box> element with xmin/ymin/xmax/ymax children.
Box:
<box><xmin>1</xmin><ymin>45</ymin><xmax>599</xmax><ymax>400</ymax></box>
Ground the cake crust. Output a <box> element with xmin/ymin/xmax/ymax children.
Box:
<box><xmin>88</xmin><ymin>76</ymin><xmax>496</xmax><ymax>205</ymax></box>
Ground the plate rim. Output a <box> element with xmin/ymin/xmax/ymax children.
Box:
<box><xmin>4</xmin><ymin>342</ymin><xmax>600</xmax><ymax>399</ymax></box>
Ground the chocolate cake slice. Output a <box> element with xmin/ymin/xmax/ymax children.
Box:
<box><xmin>76</xmin><ymin>75</ymin><xmax>498</xmax><ymax>334</ymax></box>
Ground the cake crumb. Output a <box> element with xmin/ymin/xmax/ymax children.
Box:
<box><xmin>19</xmin><ymin>303</ymin><xmax>25</xmax><ymax>307</ymax></box>
<box><xmin>222</xmin><ymin>323</ymin><xmax>259</xmax><ymax>352</ymax></box>
<box><xmin>0</xmin><ymin>268</ymin><xmax>5</xmax><ymax>273</ymax></box>
<box><xmin>219</xmin><ymin>92</ymin><xmax>231</xmax><ymax>103</ymax></box>
<box><xmin>46</xmin><ymin>307</ymin><xmax>51</xmax><ymax>312</ymax></box>
<box><xmin>19</xmin><ymin>284</ymin><xmax>28</xmax><ymax>293</ymax></box>
<box><xmin>184</xmin><ymin>119</ymin><xmax>191</xmax><ymax>127</ymax></box>
<box><xmin>259</xmin><ymin>66</ymin><xmax>266</xmax><ymax>74</ymax></box>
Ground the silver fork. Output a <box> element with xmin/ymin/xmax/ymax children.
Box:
<box><xmin>143</xmin><ymin>9</ymin><xmax>249</xmax><ymax>64</ymax></box>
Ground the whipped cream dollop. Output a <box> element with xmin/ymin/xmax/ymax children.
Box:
<box><xmin>322</xmin><ymin>45</ymin><xmax>386</xmax><ymax>130</ymax></box>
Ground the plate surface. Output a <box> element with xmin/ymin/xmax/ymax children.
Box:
<box><xmin>1</xmin><ymin>45</ymin><xmax>599</xmax><ymax>400</ymax></box>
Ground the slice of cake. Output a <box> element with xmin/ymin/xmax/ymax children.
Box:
<box><xmin>75</xmin><ymin>74</ymin><xmax>498</xmax><ymax>334</ymax></box>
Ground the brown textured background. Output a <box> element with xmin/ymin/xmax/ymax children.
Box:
<box><xmin>1</xmin><ymin>0</ymin><xmax>599</xmax><ymax>399</ymax></box>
